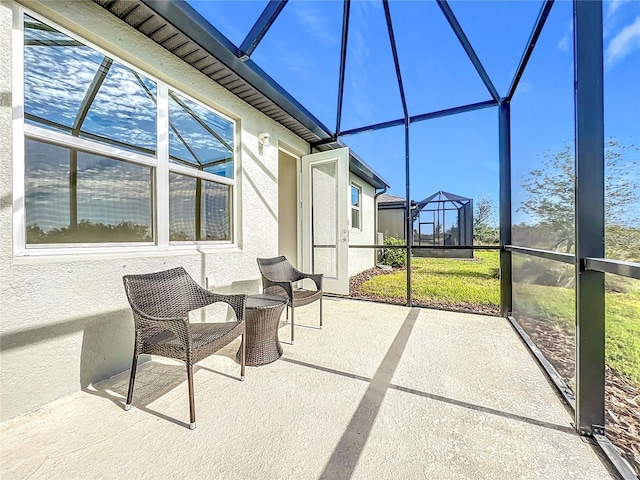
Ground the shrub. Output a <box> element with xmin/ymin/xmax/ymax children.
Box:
<box><xmin>381</xmin><ymin>236</ymin><xmax>407</xmax><ymax>268</ymax></box>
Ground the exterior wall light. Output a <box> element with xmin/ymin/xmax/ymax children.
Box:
<box><xmin>258</xmin><ymin>132</ymin><xmax>270</xmax><ymax>154</ymax></box>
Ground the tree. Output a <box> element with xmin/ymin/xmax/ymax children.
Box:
<box><xmin>519</xmin><ymin>140</ymin><xmax>639</xmax><ymax>256</ymax></box>
<box><xmin>473</xmin><ymin>196</ymin><xmax>499</xmax><ymax>245</ymax></box>
<box><xmin>519</xmin><ymin>145</ymin><xmax>575</xmax><ymax>252</ymax></box>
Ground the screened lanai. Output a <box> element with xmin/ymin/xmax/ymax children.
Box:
<box><xmin>3</xmin><ymin>0</ymin><xmax>639</xmax><ymax>478</ymax></box>
<box><xmin>91</xmin><ymin>1</ymin><xmax>640</xmax><ymax>475</ymax></box>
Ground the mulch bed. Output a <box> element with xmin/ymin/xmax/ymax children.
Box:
<box><xmin>350</xmin><ymin>266</ymin><xmax>640</xmax><ymax>477</ymax></box>
<box><xmin>518</xmin><ymin>317</ymin><xmax>640</xmax><ymax>477</ymax></box>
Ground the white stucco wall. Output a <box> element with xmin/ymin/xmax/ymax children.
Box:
<box><xmin>0</xmin><ymin>0</ymin><xmax>309</xmax><ymax>421</ymax></box>
<box><xmin>348</xmin><ymin>173</ymin><xmax>376</xmax><ymax>278</ymax></box>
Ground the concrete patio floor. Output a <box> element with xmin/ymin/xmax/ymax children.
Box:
<box><xmin>1</xmin><ymin>298</ymin><xmax>615</xmax><ymax>479</ymax></box>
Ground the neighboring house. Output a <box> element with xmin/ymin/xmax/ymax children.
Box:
<box><xmin>377</xmin><ymin>191</ymin><xmax>474</xmax><ymax>258</ymax></box>
<box><xmin>0</xmin><ymin>1</ymin><xmax>388</xmax><ymax>421</ymax></box>
<box><xmin>377</xmin><ymin>193</ymin><xmax>408</xmax><ymax>241</ymax></box>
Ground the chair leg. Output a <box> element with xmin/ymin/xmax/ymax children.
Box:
<box><xmin>125</xmin><ymin>353</ymin><xmax>138</xmax><ymax>411</ymax></box>
<box><xmin>290</xmin><ymin>305</ymin><xmax>295</xmax><ymax>345</ymax></box>
<box><xmin>240</xmin><ymin>333</ymin><xmax>246</xmax><ymax>381</ymax></box>
<box><xmin>320</xmin><ymin>296</ymin><xmax>323</xmax><ymax>329</ymax></box>
<box><xmin>187</xmin><ymin>364</ymin><xmax>196</xmax><ymax>430</ymax></box>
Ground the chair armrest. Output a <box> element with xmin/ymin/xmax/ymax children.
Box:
<box><xmin>129</xmin><ymin>306</ymin><xmax>190</xmax><ymax>341</ymax></box>
<box><xmin>295</xmin><ymin>271</ymin><xmax>323</xmax><ymax>292</ymax></box>
<box><xmin>203</xmin><ymin>291</ymin><xmax>247</xmax><ymax>323</ymax></box>
<box><xmin>261</xmin><ymin>278</ymin><xmax>294</xmax><ymax>300</ymax></box>
<box><xmin>130</xmin><ymin>306</ymin><xmax>187</xmax><ymax>325</ymax></box>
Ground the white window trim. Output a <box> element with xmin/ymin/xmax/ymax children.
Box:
<box><xmin>12</xmin><ymin>5</ymin><xmax>26</xmax><ymax>256</ymax></box>
<box><xmin>24</xmin><ymin>125</ymin><xmax>159</xmax><ymax>168</ymax></box>
<box><xmin>13</xmin><ymin>6</ymin><xmax>239</xmax><ymax>256</ymax></box>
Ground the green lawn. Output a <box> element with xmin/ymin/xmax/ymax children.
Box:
<box><xmin>358</xmin><ymin>250</ymin><xmax>640</xmax><ymax>386</ymax></box>
<box><xmin>359</xmin><ymin>250</ymin><xmax>500</xmax><ymax>308</ymax></box>
<box><xmin>514</xmin><ymin>281</ymin><xmax>640</xmax><ymax>387</ymax></box>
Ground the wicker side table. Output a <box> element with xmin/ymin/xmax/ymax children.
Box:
<box><xmin>237</xmin><ymin>294</ymin><xmax>287</xmax><ymax>366</ymax></box>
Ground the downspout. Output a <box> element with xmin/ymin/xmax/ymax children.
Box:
<box><xmin>374</xmin><ymin>185</ymin><xmax>389</xmax><ymax>244</ymax></box>
<box><xmin>374</xmin><ymin>185</ymin><xmax>389</xmax><ymax>264</ymax></box>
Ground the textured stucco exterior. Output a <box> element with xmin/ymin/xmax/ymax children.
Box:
<box><xmin>0</xmin><ymin>0</ymin><xmax>309</xmax><ymax>421</ymax></box>
<box><xmin>348</xmin><ymin>173</ymin><xmax>376</xmax><ymax>278</ymax></box>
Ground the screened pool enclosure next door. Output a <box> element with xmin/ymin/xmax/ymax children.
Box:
<box><xmin>301</xmin><ymin>148</ymin><xmax>349</xmax><ymax>295</ymax></box>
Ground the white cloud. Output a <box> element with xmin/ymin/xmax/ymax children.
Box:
<box><xmin>604</xmin><ymin>0</ymin><xmax>635</xmax><ymax>38</ymax></box>
<box><xmin>606</xmin><ymin>0</ymin><xmax>630</xmax><ymax>22</ymax></box>
<box><xmin>557</xmin><ymin>20</ymin><xmax>573</xmax><ymax>52</ymax></box>
<box><xmin>293</xmin><ymin>4</ymin><xmax>337</xmax><ymax>46</ymax></box>
<box><xmin>557</xmin><ymin>34</ymin><xmax>570</xmax><ymax>52</ymax></box>
<box><xmin>516</xmin><ymin>81</ymin><xmax>532</xmax><ymax>95</ymax></box>
<box><xmin>605</xmin><ymin>16</ymin><xmax>640</xmax><ymax>68</ymax></box>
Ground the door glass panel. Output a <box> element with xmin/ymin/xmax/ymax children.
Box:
<box><xmin>311</xmin><ymin>161</ymin><xmax>338</xmax><ymax>278</ymax></box>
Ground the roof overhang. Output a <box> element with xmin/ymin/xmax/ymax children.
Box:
<box><xmin>314</xmin><ymin>141</ymin><xmax>390</xmax><ymax>191</ymax></box>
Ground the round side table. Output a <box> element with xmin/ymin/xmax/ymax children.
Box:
<box><xmin>237</xmin><ymin>294</ymin><xmax>287</xmax><ymax>366</ymax></box>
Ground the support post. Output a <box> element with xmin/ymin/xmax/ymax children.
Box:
<box><xmin>574</xmin><ymin>0</ymin><xmax>605</xmax><ymax>436</ymax></box>
<box><xmin>405</xmin><ymin>120</ymin><xmax>412</xmax><ymax>307</ymax></box>
<box><xmin>498</xmin><ymin>100</ymin><xmax>512</xmax><ymax>316</ymax></box>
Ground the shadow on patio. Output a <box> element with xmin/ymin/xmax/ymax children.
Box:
<box><xmin>1</xmin><ymin>298</ymin><xmax>615</xmax><ymax>479</ymax></box>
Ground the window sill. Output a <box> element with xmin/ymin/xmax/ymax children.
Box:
<box><xmin>12</xmin><ymin>243</ymin><xmax>242</xmax><ymax>264</ymax></box>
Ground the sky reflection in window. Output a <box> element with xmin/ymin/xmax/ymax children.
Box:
<box><xmin>168</xmin><ymin>90</ymin><xmax>234</xmax><ymax>178</ymax></box>
<box><xmin>24</xmin><ymin>15</ymin><xmax>157</xmax><ymax>155</ymax></box>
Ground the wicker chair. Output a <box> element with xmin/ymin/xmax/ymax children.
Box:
<box><xmin>256</xmin><ymin>256</ymin><xmax>323</xmax><ymax>344</ymax></box>
<box><xmin>122</xmin><ymin>267</ymin><xmax>246</xmax><ymax>430</ymax></box>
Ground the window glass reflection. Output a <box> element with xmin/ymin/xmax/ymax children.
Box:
<box><xmin>24</xmin><ymin>15</ymin><xmax>103</xmax><ymax>133</ymax></box>
<box><xmin>22</xmin><ymin>15</ymin><xmax>236</xmax><ymax>248</ymax></box>
<box><xmin>351</xmin><ymin>185</ymin><xmax>361</xmax><ymax>229</ymax></box>
<box><xmin>23</xmin><ymin>15</ymin><xmax>157</xmax><ymax>155</ymax></box>
<box><xmin>80</xmin><ymin>62</ymin><xmax>157</xmax><ymax>154</ymax></box>
<box><xmin>25</xmin><ymin>139</ymin><xmax>153</xmax><ymax>244</ymax></box>
<box><xmin>351</xmin><ymin>185</ymin><xmax>360</xmax><ymax>207</ymax></box>
<box><xmin>201</xmin><ymin>180</ymin><xmax>231</xmax><ymax>241</ymax></box>
<box><xmin>168</xmin><ymin>91</ymin><xmax>234</xmax><ymax>178</ymax></box>
<box><xmin>76</xmin><ymin>152</ymin><xmax>153</xmax><ymax>242</ymax></box>
<box><xmin>25</xmin><ymin>140</ymin><xmax>71</xmax><ymax>240</ymax></box>
<box><xmin>169</xmin><ymin>174</ymin><xmax>197</xmax><ymax>241</ymax></box>
<box><xmin>169</xmin><ymin>173</ymin><xmax>231</xmax><ymax>242</ymax></box>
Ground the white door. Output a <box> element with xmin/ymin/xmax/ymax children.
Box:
<box><xmin>301</xmin><ymin>148</ymin><xmax>350</xmax><ymax>295</ymax></box>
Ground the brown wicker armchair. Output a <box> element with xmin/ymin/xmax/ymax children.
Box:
<box><xmin>122</xmin><ymin>267</ymin><xmax>246</xmax><ymax>429</ymax></box>
<box><xmin>256</xmin><ymin>256</ymin><xmax>323</xmax><ymax>344</ymax></box>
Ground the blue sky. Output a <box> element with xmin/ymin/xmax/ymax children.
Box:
<box><xmin>189</xmin><ymin>0</ymin><xmax>640</xmax><ymax>224</ymax></box>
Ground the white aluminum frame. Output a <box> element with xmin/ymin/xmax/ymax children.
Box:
<box><xmin>13</xmin><ymin>5</ymin><xmax>239</xmax><ymax>256</ymax></box>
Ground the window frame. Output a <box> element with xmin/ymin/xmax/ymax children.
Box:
<box><xmin>13</xmin><ymin>6</ymin><xmax>239</xmax><ymax>256</ymax></box>
<box><xmin>351</xmin><ymin>183</ymin><xmax>362</xmax><ymax>231</ymax></box>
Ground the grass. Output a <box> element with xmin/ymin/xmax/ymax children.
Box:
<box><xmin>514</xmin><ymin>282</ymin><xmax>640</xmax><ymax>387</ymax></box>
<box><xmin>360</xmin><ymin>250</ymin><xmax>500</xmax><ymax>307</ymax></box>
<box><xmin>358</xmin><ymin>250</ymin><xmax>640</xmax><ymax>386</ymax></box>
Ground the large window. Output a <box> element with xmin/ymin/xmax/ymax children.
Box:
<box><xmin>19</xmin><ymin>13</ymin><xmax>235</xmax><ymax>248</ymax></box>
